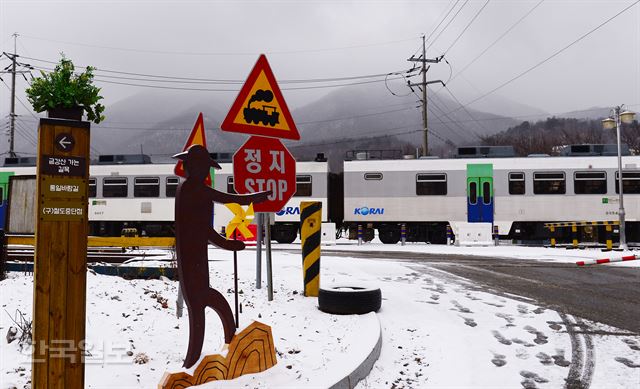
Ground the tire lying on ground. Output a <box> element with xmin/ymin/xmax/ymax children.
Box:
<box><xmin>318</xmin><ymin>286</ymin><xmax>382</xmax><ymax>315</ymax></box>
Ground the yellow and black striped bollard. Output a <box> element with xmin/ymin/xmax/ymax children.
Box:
<box><xmin>301</xmin><ymin>201</ymin><xmax>322</xmax><ymax>297</ymax></box>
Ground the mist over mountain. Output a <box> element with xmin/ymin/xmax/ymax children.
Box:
<box><xmin>2</xmin><ymin>84</ymin><xmax>570</xmax><ymax>167</ymax></box>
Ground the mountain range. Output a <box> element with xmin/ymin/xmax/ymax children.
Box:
<box><xmin>2</xmin><ymin>83</ymin><xmax>613</xmax><ymax>168</ymax></box>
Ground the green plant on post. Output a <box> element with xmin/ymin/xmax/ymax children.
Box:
<box><xmin>25</xmin><ymin>54</ymin><xmax>105</xmax><ymax>124</ymax></box>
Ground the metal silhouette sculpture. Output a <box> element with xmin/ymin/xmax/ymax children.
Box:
<box><xmin>173</xmin><ymin>144</ymin><xmax>270</xmax><ymax>368</ymax></box>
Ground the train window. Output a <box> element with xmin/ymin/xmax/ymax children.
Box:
<box><xmin>166</xmin><ymin>177</ymin><xmax>179</xmax><ymax>197</ymax></box>
<box><xmin>574</xmin><ymin>171</ymin><xmax>607</xmax><ymax>194</ymax></box>
<box><xmin>88</xmin><ymin>178</ymin><xmax>97</xmax><ymax>198</ymax></box>
<box><xmin>294</xmin><ymin>175</ymin><xmax>312</xmax><ymax>197</ymax></box>
<box><xmin>533</xmin><ymin>172</ymin><xmax>565</xmax><ymax>194</ymax></box>
<box><xmin>0</xmin><ymin>187</ymin><xmax>3</xmax><ymax>203</ymax></box>
<box><xmin>364</xmin><ymin>172</ymin><xmax>383</xmax><ymax>180</ymax></box>
<box><xmin>416</xmin><ymin>173</ymin><xmax>447</xmax><ymax>195</ymax></box>
<box><xmin>103</xmin><ymin>177</ymin><xmax>128</xmax><ymax>198</ymax></box>
<box><xmin>615</xmin><ymin>171</ymin><xmax>640</xmax><ymax>194</ymax></box>
<box><xmin>508</xmin><ymin>172</ymin><xmax>525</xmax><ymax>195</ymax></box>
<box><xmin>483</xmin><ymin>181</ymin><xmax>491</xmax><ymax>204</ymax></box>
<box><xmin>469</xmin><ymin>182</ymin><xmax>477</xmax><ymax>204</ymax></box>
<box><xmin>134</xmin><ymin>177</ymin><xmax>160</xmax><ymax>197</ymax></box>
<box><xmin>227</xmin><ymin>177</ymin><xmax>237</xmax><ymax>194</ymax></box>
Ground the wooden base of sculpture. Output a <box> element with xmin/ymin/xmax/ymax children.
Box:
<box><xmin>158</xmin><ymin>321</ymin><xmax>277</xmax><ymax>388</ymax></box>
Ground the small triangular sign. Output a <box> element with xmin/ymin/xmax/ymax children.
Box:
<box><xmin>174</xmin><ymin>112</ymin><xmax>212</xmax><ymax>186</ymax></box>
<box><xmin>221</xmin><ymin>54</ymin><xmax>300</xmax><ymax>140</ymax></box>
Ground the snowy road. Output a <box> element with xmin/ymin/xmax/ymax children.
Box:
<box><xmin>321</xmin><ymin>250</ymin><xmax>640</xmax><ymax>334</ymax></box>
<box><xmin>2</xmin><ymin>245</ymin><xmax>639</xmax><ymax>388</ymax></box>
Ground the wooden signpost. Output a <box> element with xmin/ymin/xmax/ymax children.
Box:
<box><xmin>32</xmin><ymin>118</ymin><xmax>90</xmax><ymax>388</ymax></box>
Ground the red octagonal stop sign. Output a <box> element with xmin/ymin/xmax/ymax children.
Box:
<box><xmin>233</xmin><ymin>136</ymin><xmax>296</xmax><ymax>213</ymax></box>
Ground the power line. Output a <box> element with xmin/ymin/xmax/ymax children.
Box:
<box><xmin>443</xmin><ymin>0</ymin><xmax>491</xmax><ymax>55</ymax></box>
<box><xmin>441</xmin><ymin>85</ymin><xmax>491</xmax><ymax>135</ymax></box>
<box><xmin>427</xmin><ymin>94</ymin><xmax>479</xmax><ymax>140</ymax></box>
<box><xmin>14</xmin><ymin>121</ymin><xmax>37</xmax><ymax>147</ymax></box>
<box><xmin>286</xmin><ymin>126</ymin><xmax>421</xmax><ymax>150</ymax></box>
<box><xmin>28</xmin><ymin>62</ymin><xmax>413</xmax><ymax>92</ymax></box>
<box><xmin>88</xmin><ymin>74</ymin><xmax>411</xmax><ymax>92</ymax></box>
<box><xmin>446</xmin><ymin>0</ymin><xmax>640</xmax><ymax>115</ymax></box>
<box><xmin>298</xmin><ymin>105</ymin><xmax>416</xmax><ymax>125</ymax></box>
<box><xmin>27</xmin><ymin>58</ymin><xmax>409</xmax><ymax>84</ymax></box>
<box><xmin>448</xmin><ymin>0</ymin><xmax>545</xmax><ymax>84</ymax></box>
<box><xmin>424</xmin><ymin>0</ymin><xmax>461</xmax><ymax>46</ymax></box>
<box><xmin>426</xmin><ymin>0</ymin><xmax>470</xmax><ymax>52</ymax></box>
<box><xmin>20</xmin><ymin>34</ymin><xmax>417</xmax><ymax>56</ymax></box>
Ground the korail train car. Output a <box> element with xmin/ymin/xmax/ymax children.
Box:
<box><xmin>342</xmin><ymin>145</ymin><xmax>640</xmax><ymax>244</ymax></box>
<box><xmin>0</xmin><ymin>154</ymin><xmax>333</xmax><ymax>242</ymax></box>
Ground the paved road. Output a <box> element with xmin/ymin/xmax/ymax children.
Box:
<box><xmin>322</xmin><ymin>250</ymin><xmax>640</xmax><ymax>334</ymax></box>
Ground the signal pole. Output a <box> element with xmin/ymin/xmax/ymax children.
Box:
<box><xmin>407</xmin><ymin>35</ymin><xmax>445</xmax><ymax>157</ymax></box>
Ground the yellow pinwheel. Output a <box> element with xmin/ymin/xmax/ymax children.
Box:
<box><xmin>225</xmin><ymin>203</ymin><xmax>255</xmax><ymax>239</ymax></box>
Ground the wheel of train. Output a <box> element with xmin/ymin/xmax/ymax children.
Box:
<box><xmin>272</xmin><ymin>224</ymin><xmax>298</xmax><ymax>244</ymax></box>
<box><xmin>378</xmin><ymin>225</ymin><xmax>400</xmax><ymax>244</ymax></box>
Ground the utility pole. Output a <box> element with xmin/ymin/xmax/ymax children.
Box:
<box><xmin>1</xmin><ymin>33</ymin><xmax>32</xmax><ymax>158</ymax></box>
<box><xmin>407</xmin><ymin>35</ymin><xmax>445</xmax><ymax>157</ymax></box>
<box><xmin>9</xmin><ymin>33</ymin><xmax>17</xmax><ymax>157</ymax></box>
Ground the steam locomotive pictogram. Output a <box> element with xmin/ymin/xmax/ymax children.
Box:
<box><xmin>243</xmin><ymin>89</ymin><xmax>280</xmax><ymax>126</ymax></box>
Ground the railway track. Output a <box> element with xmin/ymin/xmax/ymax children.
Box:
<box><xmin>5</xmin><ymin>247</ymin><xmax>168</xmax><ymax>264</ymax></box>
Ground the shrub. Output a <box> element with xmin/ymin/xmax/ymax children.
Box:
<box><xmin>25</xmin><ymin>54</ymin><xmax>105</xmax><ymax>124</ymax></box>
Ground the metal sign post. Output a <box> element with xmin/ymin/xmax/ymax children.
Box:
<box><xmin>256</xmin><ymin>212</ymin><xmax>263</xmax><ymax>289</ymax></box>
<box><xmin>265</xmin><ymin>213</ymin><xmax>274</xmax><ymax>301</ymax></box>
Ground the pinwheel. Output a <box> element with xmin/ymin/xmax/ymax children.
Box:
<box><xmin>224</xmin><ymin>202</ymin><xmax>254</xmax><ymax>328</ymax></box>
<box><xmin>225</xmin><ymin>203</ymin><xmax>255</xmax><ymax>239</ymax></box>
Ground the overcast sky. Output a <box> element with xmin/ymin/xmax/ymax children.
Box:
<box><xmin>1</xmin><ymin>0</ymin><xmax>639</xmax><ymax>121</ymax></box>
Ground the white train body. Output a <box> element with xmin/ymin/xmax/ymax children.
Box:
<box><xmin>0</xmin><ymin>159</ymin><xmax>330</xmax><ymax>241</ymax></box>
<box><xmin>343</xmin><ymin>154</ymin><xmax>640</xmax><ymax>243</ymax></box>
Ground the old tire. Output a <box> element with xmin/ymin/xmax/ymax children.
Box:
<box><xmin>318</xmin><ymin>286</ymin><xmax>382</xmax><ymax>315</ymax></box>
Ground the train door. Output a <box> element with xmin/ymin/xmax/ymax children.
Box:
<box><xmin>0</xmin><ymin>172</ymin><xmax>14</xmax><ymax>229</ymax></box>
<box><xmin>466</xmin><ymin>164</ymin><xmax>493</xmax><ymax>223</ymax></box>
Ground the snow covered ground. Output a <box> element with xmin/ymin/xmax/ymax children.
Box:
<box><xmin>1</xmin><ymin>243</ymin><xmax>639</xmax><ymax>388</ymax></box>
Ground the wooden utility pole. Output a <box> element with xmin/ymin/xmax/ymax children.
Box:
<box><xmin>407</xmin><ymin>35</ymin><xmax>445</xmax><ymax>157</ymax></box>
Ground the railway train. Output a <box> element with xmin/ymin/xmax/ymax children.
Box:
<box><xmin>0</xmin><ymin>144</ymin><xmax>638</xmax><ymax>245</ymax></box>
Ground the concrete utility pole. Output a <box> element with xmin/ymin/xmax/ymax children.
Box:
<box><xmin>9</xmin><ymin>33</ymin><xmax>17</xmax><ymax>157</ymax></box>
<box><xmin>407</xmin><ymin>35</ymin><xmax>445</xmax><ymax>157</ymax></box>
<box><xmin>1</xmin><ymin>33</ymin><xmax>32</xmax><ymax>158</ymax></box>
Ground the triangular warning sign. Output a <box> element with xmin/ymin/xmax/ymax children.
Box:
<box><xmin>174</xmin><ymin>112</ymin><xmax>212</xmax><ymax>186</ymax></box>
<box><xmin>221</xmin><ymin>54</ymin><xmax>300</xmax><ymax>140</ymax></box>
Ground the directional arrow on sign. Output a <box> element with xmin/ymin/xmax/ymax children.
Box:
<box><xmin>54</xmin><ymin>133</ymin><xmax>75</xmax><ymax>152</ymax></box>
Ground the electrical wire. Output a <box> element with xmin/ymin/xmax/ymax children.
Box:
<box><xmin>445</xmin><ymin>0</ymin><xmax>640</xmax><ymax>116</ymax></box>
<box><xmin>441</xmin><ymin>85</ymin><xmax>491</xmax><ymax>134</ymax></box>
<box><xmin>448</xmin><ymin>0</ymin><xmax>545</xmax><ymax>84</ymax></box>
<box><xmin>14</xmin><ymin>121</ymin><xmax>38</xmax><ymax>148</ymax></box>
<box><xmin>426</xmin><ymin>0</ymin><xmax>470</xmax><ymax>52</ymax></box>
<box><xmin>27</xmin><ymin>58</ymin><xmax>409</xmax><ymax>85</ymax></box>
<box><xmin>19</xmin><ymin>34</ymin><xmax>417</xmax><ymax>56</ymax></box>
<box><xmin>424</xmin><ymin>0</ymin><xmax>461</xmax><ymax>46</ymax></box>
<box><xmin>28</xmin><ymin>62</ymin><xmax>414</xmax><ymax>92</ymax></box>
<box><xmin>443</xmin><ymin>0</ymin><xmax>491</xmax><ymax>55</ymax></box>
<box><xmin>427</xmin><ymin>95</ymin><xmax>478</xmax><ymax>140</ymax></box>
